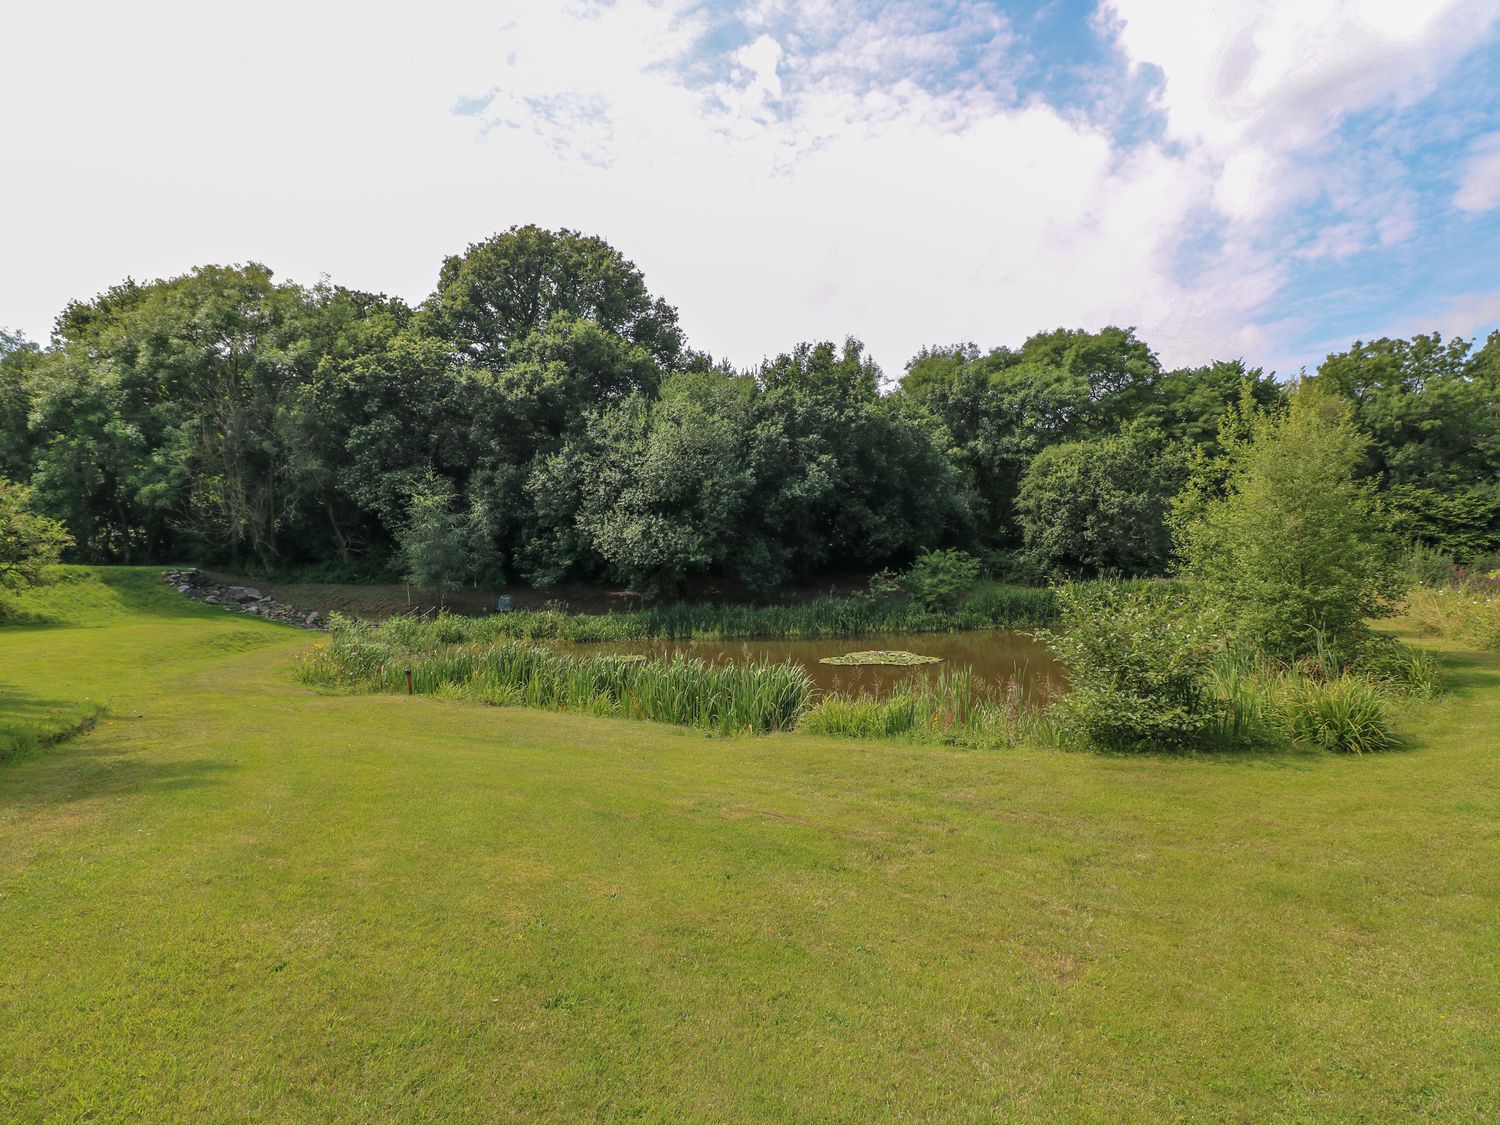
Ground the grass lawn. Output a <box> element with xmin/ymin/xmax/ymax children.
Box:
<box><xmin>2</xmin><ymin>568</ymin><xmax>1498</xmax><ymax>1121</ymax></box>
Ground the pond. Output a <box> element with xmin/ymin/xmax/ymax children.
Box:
<box><xmin>564</xmin><ymin>629</ymin><xmax>1065</xmax><ymax>702</ymax></box>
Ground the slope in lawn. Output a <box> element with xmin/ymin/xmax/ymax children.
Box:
<box><xmin>1</xmin><ymin>568</ymin><xmax>1498</xmax><ymax>1120</ymax></box>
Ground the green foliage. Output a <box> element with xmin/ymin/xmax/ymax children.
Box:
<box><xmin>1385</xmin><ymin>483</ymin><xmax>1500</xmax><ymax>565</ymax></box>
<box><xmin>0</xmin><ymin>478</ymin><xmax>73</xmax><ymax>589</ymax></box>
<box><xmin>1309</xmin><ymin>332</ymin><xmax>1500</xmax><ymax>560</ymax></box>
<box><xmin>1275</xmin><ymin>676</ymin><xmax>1396</xmax><ymax>754</ymax></box>
<box><xmin>395</xmin><ymin>474</ymin><xmax>471</xmax><ymax>600</ymax></box>
<box><xmin>0</xmin><ymin>328</ymin><xmax>42</xmax><ymax>480</ymax></box>
<box><xmin>6</xmin><ymin>226</ymin><xmax>1495</xmax><ymax>605</ymax></box>
<box><xmin>1040</xmin><ymin>583</ymin><xmax>1226</xmax><ymax>752</ymax></box>
<box><xmin>1175</xmin><ymin>386</ymin><xmax>1404</xmax><ymax>662</ymax></box>
<box><xmin>425</xmin><ymin>224</ymin><xmax>683</xmax><ymax>367</ymax></box>
<box><xmin>1016</xmin><ymin>425</ymin><xmax>1187</xmax><ymax>576</ymax></box>
<box><xmin>902</xmin><ymin>549</ymin><xmax>982</xmax><ymax>611</ymax></box>
<box><xmin>297</xmin><ymin>623</ymin><xmax>812</xmax><ymax>735</ymax></box>
<box><xmin>1356</xmin><ymin>637</ymin><xmax>1443</xmax><ymax>697</ymax></box>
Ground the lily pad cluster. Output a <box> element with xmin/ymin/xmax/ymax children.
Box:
<box><xmin>819</xmin><ymin>650</ymin><xmax>943</xmax><ymax>667</ymax></box>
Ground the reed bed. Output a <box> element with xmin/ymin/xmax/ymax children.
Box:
<box><xmin>298</xmin><ymin>631</ymin><xmax>812</xmax><ymax>735</ymax></box>
<box><xmin>364</xmin><ymin>584</ymin><xmax>1056</xmax><ymax>653</ymax></box>
<box><xmin>800</xmin><ymin>668</ymin><xmax>1055</xmax><ymax>748</ymax></box>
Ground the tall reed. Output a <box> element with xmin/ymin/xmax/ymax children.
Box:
<box><xmin>298</xmin><ymin>633</ymin><xmax>812</xmax><ymax>735</ymax></box>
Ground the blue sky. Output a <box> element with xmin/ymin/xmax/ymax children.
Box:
<box><xmin>2</xmin><ymin>0</ymin><xmax>1499</xmax><ymax>376</ymax></box>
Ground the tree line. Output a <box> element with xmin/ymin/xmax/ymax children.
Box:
<box><xmin>2</xmin><ymin>225</ymin><xmax>1497</xmax><ymax>594</ymax></box>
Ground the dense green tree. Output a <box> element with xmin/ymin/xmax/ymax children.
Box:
<box><xmin>1308</xmin><ymin>333</ymin><xmax>1500</xmax><ymax>561</ymax></box>
<box><xmin>1149</xmin><ymin>360</ymin><xmax>1285</xmax><ymax>452</ymax></box>
<box><xmin>9</xmin><ymin>228</ymin><xmax>1493</xmax><ymax>600</ymax></box>
<box><xmin>396</xmin><ymin>473</ymin><xmax>470</xmax><ymax>604</ymax></box>
<box><xmin>0</xmin><ymin>329</ymin><xmax>42</xmax><ymax>479</ymax></box>
<box><xmin>1174</xmin><ymin>386</ymin><xmax>1403</xmax><ymax>661</ymax></box>
<box><xmin>1016</xmin><ymin>425</ymin><xmax>1188</xmax><ymax>576</ymax></box>
<box><xmin>424</xmin><ymin>225</ymin><xmax>683</xmax><ymax>368</ymax></box>
<box><xmin>898</xmin><ymin>327</ymin><xmax>1165</xmax><ymax>546</ymax></box>
<box><xmin>566</xmin><ymin>376</ymin><xmax>757</xmax><ymax>595</ymax></box>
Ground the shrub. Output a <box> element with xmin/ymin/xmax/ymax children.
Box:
<box><xmin>0</xmin><ymin>477</ymin><xmax>73</xmax><ymax>589</ymax></box>
<box><xmin>902</xmin><ymin>549</ymin><xmax>982</xmax><ymax>611</ymax></box>
<box><xmin>1039</xmin><ymin>583</ymin><xmax>1226</xmax><ymax>752</ymax></box>
<box><xmin>1275</xmin><ymin>676</ymin><xmax>1396</xmax><ymax>754</ymax></box>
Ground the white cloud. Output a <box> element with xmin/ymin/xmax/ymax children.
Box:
<box><xmin>0</xmin><ymin>0</ymin><xmax>1494</xmax><ymax>375</ymax></box>
<box><xmin>1455</xmin><ymin>133</ymin><xmax>1500</xmax><ymax>212</ymax></box>
<box><xmin>1104</xmin><ymin>0</ymin><xmax>1500</xmax><ymax>226</ymax></box>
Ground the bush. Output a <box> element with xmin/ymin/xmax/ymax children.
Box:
<box><xmin>0</xmin><ymin>477</ymin><xmax>73</xmax><ymax>589</ymax></box>
<box><xmin>1275</xmin><ymin>676</ymin><xmax>1396</xmax><ymax>754</ymax></box>
<box><xmin>1016</xmin><ymin>427</ymin><xmax>1187</xmax><ymax>577</ymax></box>
<box><xmin>902</xmin><ymin>549</ymin><xmax>982</xmax><ymax>611</ymax></box>
<box><xmin>1039</xmin><ymin>583</ymin><xmax>1225</xmax><ymax>752</ymax></box>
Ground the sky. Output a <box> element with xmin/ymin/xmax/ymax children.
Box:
<box><xmin>2</xmin><ymin>0</ymin><xmax>1499</xmax><ymax>378</ymax></box>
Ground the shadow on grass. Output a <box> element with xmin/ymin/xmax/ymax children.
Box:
<box><xmin>1431</xmin><ymin>648</ymin><xmax>1500</xmax><ymax>693</ymax></box>
<box><xmin>0</xmin><ymin>730</ymin><xmax>234</xmax><ymax>810</ymax></box>
<box><xmin>0</xmin><ymin>685</ymin><xmax>106</xmax><ymax>764</ymax></box>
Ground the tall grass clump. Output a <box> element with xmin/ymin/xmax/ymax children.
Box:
<box><xmin>1274</xmin><ymin>675</ymin><xmax>1397</xmax><ymax>754</ymax></box>
<box><xmin>297</xmin><ymin>621</ymin><xmax>812</xmax><ymax>735</ymax></box>
<box><xmin>1405</xmin><ymin>582</ymin><xmax>1500</xmax><ymax>651</ymax></box>
<box><xmin>799</xmin><ymin>667</ymin><xmax>1051</xmax><ymax>748</ymax></box>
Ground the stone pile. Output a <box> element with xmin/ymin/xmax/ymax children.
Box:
<box><xmin>161</xmin><ymin>568</ymin><xmax>326</xmax><ymax>629</ymax></box>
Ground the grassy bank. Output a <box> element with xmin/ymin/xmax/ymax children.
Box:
<box><xmin>3</xmin><ymin>568</ymin><xmax>1499</xmax><ymax>1119</ymax></box>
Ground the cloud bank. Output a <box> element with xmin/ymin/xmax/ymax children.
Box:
<box><xmin>1</xmin><ymin>0</ymin><xmax>1497</xmax><ymax>376</ymax></box>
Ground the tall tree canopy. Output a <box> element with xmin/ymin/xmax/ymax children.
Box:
<box><xmin>6</xmin><ymin>226</ymin><xmax>1495</xmax><ymax>591</ymax></box>
<box><xmin>424</xmin><ymin>225</ymin><xmax>683</xmax><ymax>368</ymax></box>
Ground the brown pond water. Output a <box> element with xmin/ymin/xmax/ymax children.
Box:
<box><xmin>564</xmin><ymin>630</ymin><xmax>1065</xmax><ymax>702</ymax></box>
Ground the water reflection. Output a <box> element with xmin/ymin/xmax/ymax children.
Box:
<box><xmin>563</xmin><ymin>630</ymin><xmax>1065</xmax><ymax>703</ymax></box>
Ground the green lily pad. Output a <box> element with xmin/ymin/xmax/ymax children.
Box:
<box><xmin>819</xmin><ymin>650</ymin><xmax>943</xmax><ymax>667</ymax></box>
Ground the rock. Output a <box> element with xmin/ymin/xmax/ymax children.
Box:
<box><xmin>177</xmin><ymin>584</ymin><xmax>192</xmax><ymax>594</ymax></box>
<box><xmin>205</xmin><ymin>596</ymin><xmax>222</xmax><ymax>605</ymax></box>
<box><xmin>305</xmin><ymin>611</ymin><xmax>322</xmax><ymax>627</ymax></box>
<box><xmin>226</xmin><ymin>586</ymin><xmax>263</xmax><ymax>604</ymax></box>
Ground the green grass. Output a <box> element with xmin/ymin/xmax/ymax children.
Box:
<box><xmin>3</xmin><ymin>568</ymin><xmax>1500</xmax><ymax>1120</ymax></box>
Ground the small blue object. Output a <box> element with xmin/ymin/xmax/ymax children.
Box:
<box><xmin>496</xmin><ymin>595</ymin><xmax>514</xmax><ymax>613</ymax></box>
